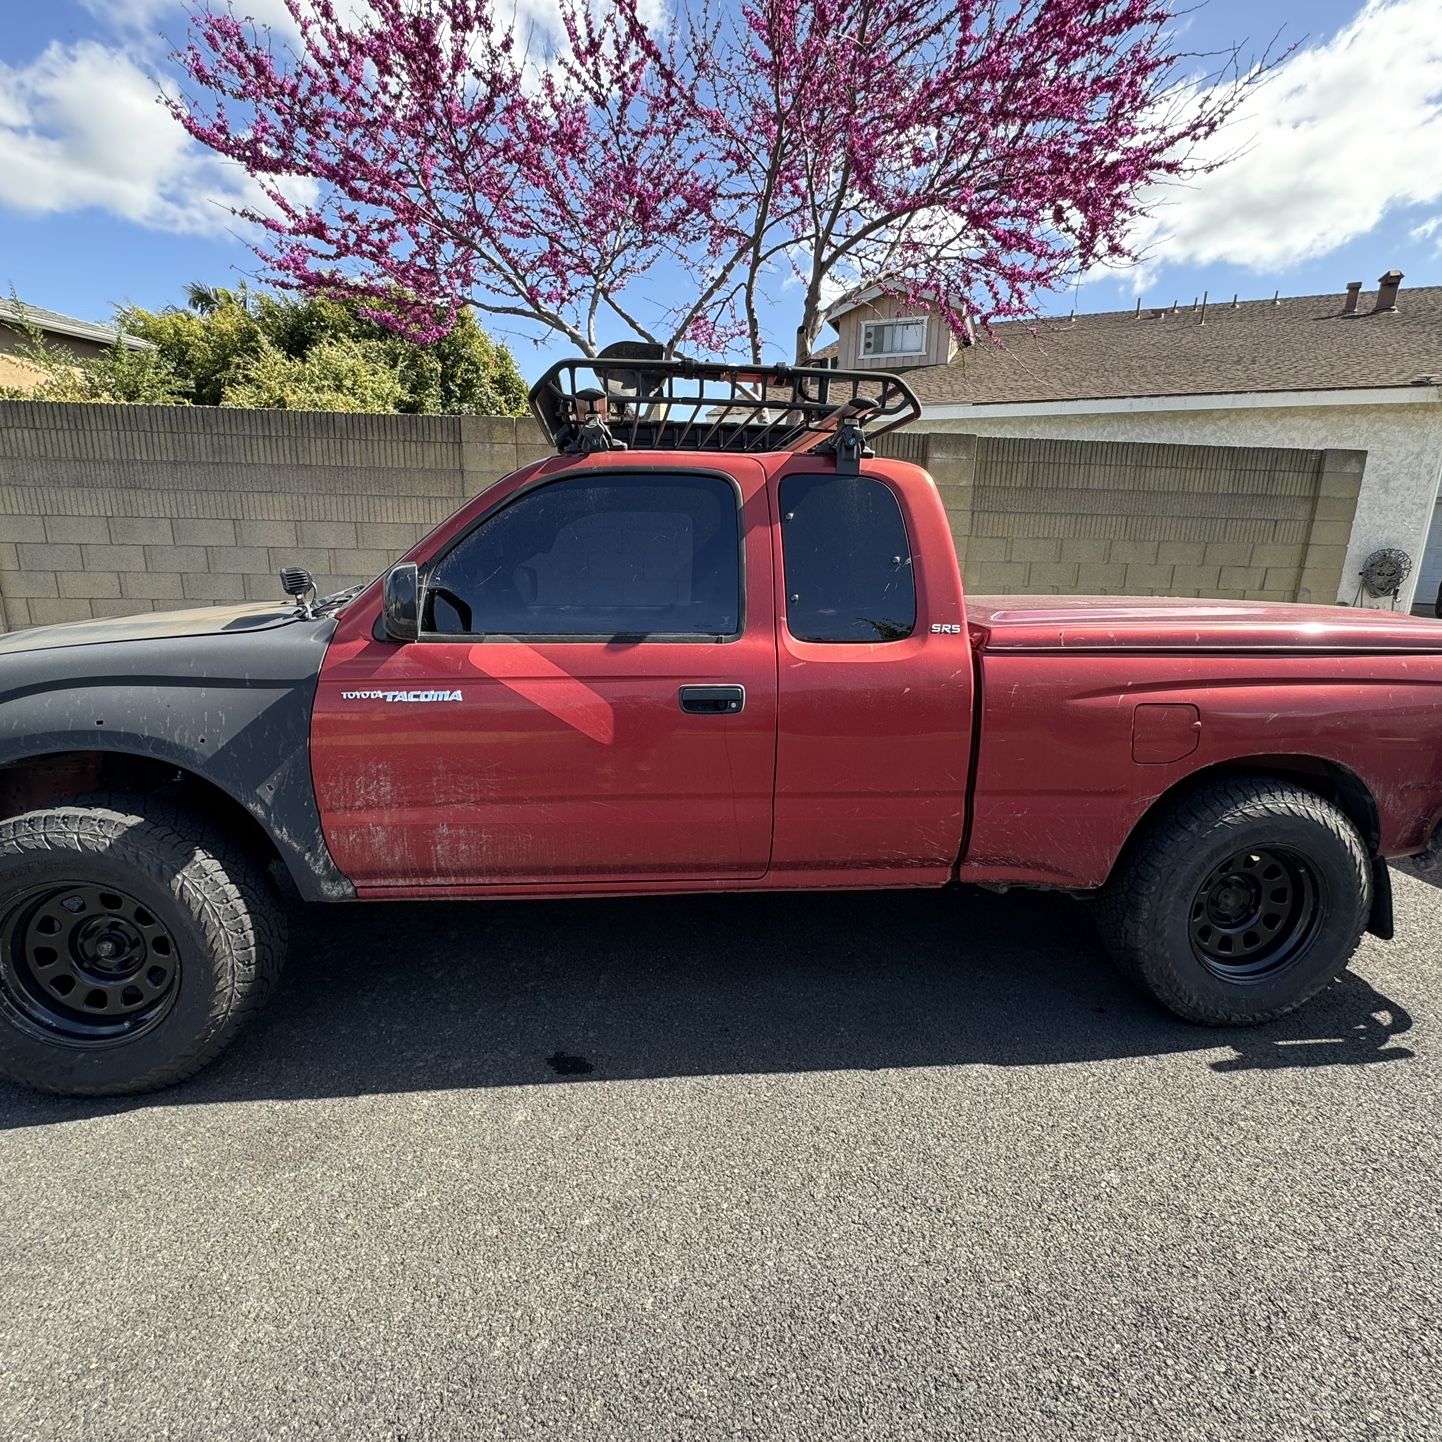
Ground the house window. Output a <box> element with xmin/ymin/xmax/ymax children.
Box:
<box><xmin>860</xmin><ymin>317</ymin><xmax>927</xmax><ymax>359</ymax></box>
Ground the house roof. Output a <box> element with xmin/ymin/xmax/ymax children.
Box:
<box><xmin>901</xmin><ymin>280</ymin><xmax>1442</xmax><ymax>410</ymax></box>
<box><xmin>0</xmin><ymin>297</ymin><xmax>151</xmax><ymax>351</ymax></box>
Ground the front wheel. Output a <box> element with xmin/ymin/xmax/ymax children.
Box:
<box><xmin>0</xmin><ymin>798</ymin><xmax>286</xmax><ymax>1096</ymax></box>
<box><xmin>1097</xmin><ymin>776</ymin><xmax>1371</xmax><ymax>1025</ymax></box>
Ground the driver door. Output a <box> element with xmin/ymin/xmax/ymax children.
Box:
<box><xmin>312</xmin><ymin>461</ymin><xmax>777</xmax><ymax>890</ymax></box>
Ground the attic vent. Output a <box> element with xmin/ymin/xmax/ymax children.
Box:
<box><xmin>1374</xmin><ymin>269</ymin><xmax>1403</xmax><ymax>313</ymax></box>
<box><xmin>1342</xmin><ymin>281</ymin><xmax>1362</xmax><ymax>315</ymax></box>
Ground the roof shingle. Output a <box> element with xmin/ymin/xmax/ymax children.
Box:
<box><xmin>0</xmin><ymin>298</ymin><xmax>151</xmax><ymax>351</ymax></box>
<box><xmin>902</xmin><ymin>283</ymin><xmax>1442</xmax><ymax>408</ymax></box>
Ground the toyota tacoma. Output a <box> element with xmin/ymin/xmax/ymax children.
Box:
<box><xmin>2</xmin><ymin>355</ymin><xmax>1441</xmax><ymax>1096</ymax></box>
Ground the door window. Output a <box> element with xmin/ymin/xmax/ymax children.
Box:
<box><xmin>779</xmin><ymin>474</ymin><xmax>915</xmax><ymax>643</ymax></box>
<box><xmin>424</xmin><ymin>472</ymin><xmax>742</xmax><ymax>639</ymax></box>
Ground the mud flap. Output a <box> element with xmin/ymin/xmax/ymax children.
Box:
<box><xmin>1367</xmin><ymin>856</ymin><xmax>1394</xmax><ymax>941</ymax></box>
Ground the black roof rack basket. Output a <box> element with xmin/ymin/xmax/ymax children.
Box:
<box><xmin>528</xmin><ymin>347</ymin><xmax>921</xmax><ymax>469</ymax></box>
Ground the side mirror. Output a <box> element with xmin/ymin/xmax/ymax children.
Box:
<box><xmin>382</xmin><ymin>562</ymin><xmax>420</xmax><ymax>642</ymax></box>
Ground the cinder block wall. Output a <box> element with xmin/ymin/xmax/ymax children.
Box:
<box><xmin>878</xmin><ymin>432</ymin><xmax>1363</xmax><ymax>604</ymax></box>
<box><xmin>0</xmin><ymin>402</ymin><xmax>551</xmax><ymax>631</ymax></box>
<box><xmin>0</xmin><ymin>402</ymin><xmax>1363</xmax><ymax>632</ymax></box>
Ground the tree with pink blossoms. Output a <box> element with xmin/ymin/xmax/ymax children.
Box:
<box><xmin>169</xmin><ymin>0</ymin><xmax>1264</xmax><ymax>363</ymax></box>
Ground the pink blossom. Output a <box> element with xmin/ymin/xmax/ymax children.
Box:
<box><xmin>169</xmin><ymin>0</ymin><xmax>1258</xmax><ymax>362</ymax></box>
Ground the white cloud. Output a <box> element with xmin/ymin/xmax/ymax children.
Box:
<box><xmin>0</xmin><ymin>0</ymin><xmax>658</xmax><ymax>240</ymax></box>
<box><xmin>0</xmin><ymin>40</ymin><xmax>275</xmax><ymax>235</ymax></box>
<box><xmin>1130</xmin><ymin>0</ymin><xmax>1442</xmax><ymax>275</ymax></box>
<box><xmin>80</xmin><ymin>0</ymin><xmax>304</xmax><ymax>43</ymax></box>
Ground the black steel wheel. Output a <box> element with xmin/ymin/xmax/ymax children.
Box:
<box><xmin>0</xmin><ymin>797</ymin><xmax>285</xmax><ymax>1096</ymax></box>
<box><xmin>1098</xmin><ymin>775</ymin><xmax>1370</xmax><ymax>1025</ymax></box>
<box><xmin>0</xmin><ymin>882</ymin><xmax>181</xmax><ymax>1046</ymax></box>
<box><xmin>1188</xmin><ymin>847</ymin><xmax>1321</xmax><ymax>982</ymax></box>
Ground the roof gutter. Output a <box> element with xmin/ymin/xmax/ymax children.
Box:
<box><xmin>922</xmin><ymin>385</ymin><xmax>1442</xmax><ymax>422</ymax></box>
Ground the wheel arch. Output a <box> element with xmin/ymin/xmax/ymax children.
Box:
<box><xmin>0</xmin><ymin>747</ymin><xmax>297</xmax><ymax>898</ymax></box>
<box><xmin>1114</xmin><ymin>753</ymin><xmax>1390</xmax><ymax>938</ymax></box>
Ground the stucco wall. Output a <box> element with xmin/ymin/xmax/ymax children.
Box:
<box><xmin>926</xmin><ymin>399</ymin><xmax>1442</xmax><ymax>609</ymax></box>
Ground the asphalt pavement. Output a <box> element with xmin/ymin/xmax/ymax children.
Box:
<box><xmin>2</xmin><ymin>868</ymin><xmax>1439</xmax><ymax>1441</ymax></box>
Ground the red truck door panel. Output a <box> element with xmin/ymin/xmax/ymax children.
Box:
<box><xmin>312</xmin><ymin>461</ymin><xmax>777</xmax><ymax>889</ymax></box>
<box><xmin>767</xmin><ymin>458</ymin><xmax>973</xmax><ymax>885</ymax></box>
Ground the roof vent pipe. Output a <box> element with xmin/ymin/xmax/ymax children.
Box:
<box><xmin>1342</xmin><ymin>281</ymin><xmax>1362</xmax><ymax>315</ymax></box>
<box><xmin>1375</xmin><ymin>269</ymin><xmax>1403</xmax><ymax>313</ymax></box>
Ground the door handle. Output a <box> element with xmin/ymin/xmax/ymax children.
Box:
<box><xmin>678</xmin><ymin>684</ymin><xmax>745</xmax><ymax>715</ymax></box>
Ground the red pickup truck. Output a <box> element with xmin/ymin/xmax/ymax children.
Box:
<box><xmin>2</xmin><ymin>356</ymin><xmax>1441</xmax><ymax>1097</ymax></box>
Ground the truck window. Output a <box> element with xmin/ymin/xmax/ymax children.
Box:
<box><xmin>779</xmin><ymin>474</ymin><xmax>916</xmax><ymax>643</ymax></box>
<box><xmin>423</xmin><ymin>472</ymin><xmax>741</xmax><ymax>639</ymax></box>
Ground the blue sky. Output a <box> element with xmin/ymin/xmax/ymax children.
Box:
<box><xmin>2</xmin><ymin>0</ymin><xmax>1440</xmax><ymax>381</ymax></box>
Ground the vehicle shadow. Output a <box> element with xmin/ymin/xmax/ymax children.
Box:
<box><xmin>0</xmin><ymin>886</ymin><xmax>1415</xmax><ymax>1131</ymax></box>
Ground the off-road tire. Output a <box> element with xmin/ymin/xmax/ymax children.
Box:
<box><xmin>0</xmin><ymin>796</ymin><xmax>286</xmax><ymax>1096</ymax></box>
<box><xmin>1097</xmin><ymin>775</ymin><xmax>1370</xmax><ymax>1025</ymax></box>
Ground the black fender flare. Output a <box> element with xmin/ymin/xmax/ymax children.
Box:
<box><xmin>0</xmin><ymin>619</ymin><xmax>353</xmax><ymax>901</ymax></box>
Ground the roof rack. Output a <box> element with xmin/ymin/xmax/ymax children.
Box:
<box><xmin>528</xmin><ymin>346</ymin><xmax>921</xmax><ymax>475</ymax></box>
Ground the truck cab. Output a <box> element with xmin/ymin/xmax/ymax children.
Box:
<box><xmin>311</xmin><ymin>442</ymin><xmax>972</xmax><ymax>895</ymax></box>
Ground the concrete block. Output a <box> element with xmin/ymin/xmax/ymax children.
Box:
<box><xmin>1074</xmin><ymin>562</ymin><xmax>1128</xmax><ymax>591</ymax></box>
<box><xmin>1026</xmin><ymin>562</ymin><xmax>1080</xmax><ymax>589</ymax></box>
<box><xmin>269</xmin><ymin>547</ymin><xmax>330</xmax><ymax>573</ymax></box>
<box><xmin>1170</xmin><ymin>565</ymin><xmax>1223</xmax><ymax>593</ymax></box>
<box><xmin>143</xmin><ymin>546</ymin><xmax>209</xmax><ymax>573</ymax></box>
<box><xmin>1311</xmin><ymin>496</ymin><xmax>1360</xmax><ymax>524</ymax></box>
<box><xmin>1204</xmin><ymin>542</ymin><xmax>1254</xmax><ymax>566</ymax></box>
<box><xmin>1219</xmin><ymin>565</ymin><xmax>1267</xmax><ymax>590</ymax></box>
<box><xmin>236</xmin><ymin>520</ymin><xmax>299</xmax><ymax>548</ymax></box>
<box><xmin>109</xmin><ymin>516</ymin><xmax>174</xmax><ymax>546</ymax></box>
<box><xmin>966</xmin><ymin>536</ymin><xmax>1010</xmax><ymax>562</ymax></box>
<box><xmin>1121</xmin><ymin>564</ymin><xmax>1176</xmax><ymax>592</ymax></box>
<box><xmin>330</xmin><ymin>550</ymin><xmax>392</xmax><ymax>578</ymax></box>
<box><xmin>1249</xmin><ymin>544</ymin><xmax>1305</xmax><ymax>568</ymax></box>
<box><xmin>2</xmin><ymin>572</ymin><xmax>59</xmax><ymax>598</ymax></box>
<box><xmin>59</xmin><ymin>571</ymin><xmax>121</xmax><ymax>599</ymax></box>
<box><xmin>29</xmin><ymin>599</ymin><xmax>92</xmax><ymax>624</ymax></box>
<box><xmin>1109</xmin><ymin>541</ymin><xmax>1160</xmax><ymax>565</ymax></box>
<box><xmin>1156</xmin><ymin>541</ymin><xmax>1206</xmax><ymax>565</ymax></box>
<box><xmin>0</xmin><ymin>542</ymin><xmax>17</xmax><ymax>571</ymax></box>
<box><xmin>174</xmin><ymin>518</ymin><xmax>239</xmax><ymax>546</ymax></box>
<box><xmin>1263</xmin><ymin>566</ymin><xmax>1302</xmax><ymax>592</ymax></box>
<box><xmin>299</xmin><ymin>521</ymin><xmax>359</xmax><ymax>548</ymax></box>
<box><xmin>1</xmin><ymin>516</ymin><xmax>48</xmax><ymax>542</ymax></box>
<box><xmin>3</xmin><ymin>599</ymin><xmax>30</xmax><ymax>629</ymax></box>
<box><xmin>18</xmin><ymin>542</ymin><xmax>83</xmax><ymax>571</ymax></box>
<box><xmin>207</xmin><ymin>545</ymin><xmax>270</xmax><ymax>574</ymax></box>
<box><xmin>44</xmin><ymin>516</ymin><xmax>111</xmax><ymax>544</ymax></box>
<box><xmin>89</xmin><ymin>599</ymin><xmax>149</xmax><ymax>618</ymax></box>
<box><xmin>1306</xmin><ymin>520</ymin><xmax>1354</xmax><ymax>548</ymax></box>
<box><xmin>1059</xmin><ymin>538</ymin><xmax>1110</xmax><ymax>562</ymax></box>
<box><xmin>357</xmin><ymin>523</ymin><xmax>424</xmax><ymax>551</ymax></box>
<box><xmin>966</xmin><ymin>561</ymin><xmax>1030</xmax><ymax>593</ymax></box>
<box><xmin>245</xmin><ymin>574</ymin><xmax>288</xmax><ymax>601</ymax></box>
<box><xmin>1016</xmin><ymin>537</ymin><xmax>1062</xmax><ymax>564</ymax></box>
<box><xmin>81</xmin><ymin>544</ymin><xmax>147</xmax><ymax>571</ymax></box>
<box><xmin>182</xmin><ymin>573</ymin><xmax>247</xmax><ymax>602</ymax></box>
<box><xmin>1319</xmin><ymin>469</ymin><xmax>1364</xmax><ymax>499</ymax></box>
<box><xmin>120</xmin><ymin>571</ymin><xmax>184</xmax><ymax>600</ymax></box>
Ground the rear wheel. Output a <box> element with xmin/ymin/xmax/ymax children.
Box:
<box><xmin>1097</xmin><ymin>775</ymin><xmax>1370</xmax><ymax>1024</ymax></box>
<box><xmin>0</xmin><ymin>798</ymin><xmax>285</xmax><ymax>1096</ymax></box>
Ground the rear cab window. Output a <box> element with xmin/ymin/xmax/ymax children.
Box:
<box><xmin>779</xmin><ymin>474</ymin><xmax>916</xmax><ymax>643</ymax></box>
